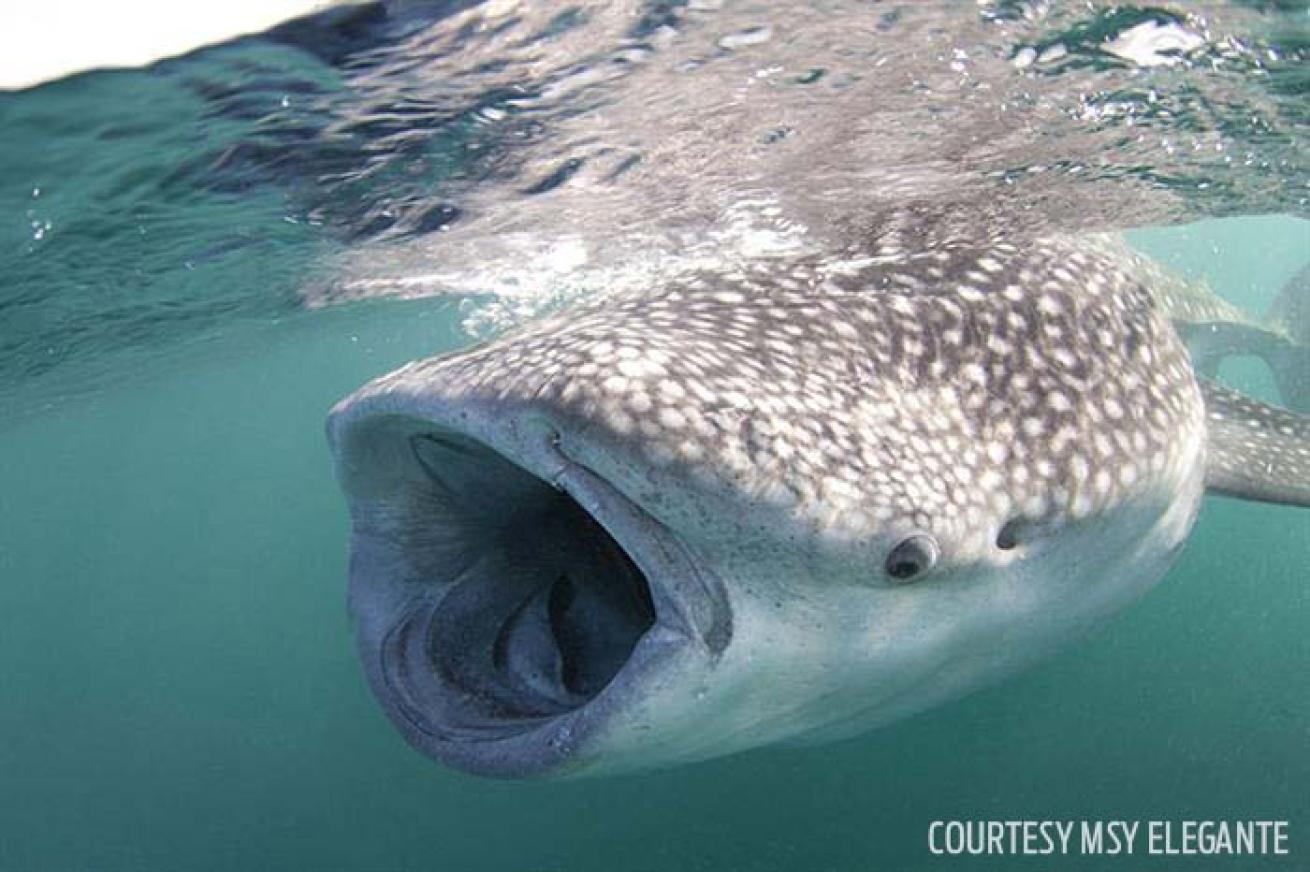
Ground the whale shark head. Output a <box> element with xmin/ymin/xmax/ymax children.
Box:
<box><xmin>328</xmin><ymin>240</ymin><xmax>1208</xmax><ymax>778</ymax></box>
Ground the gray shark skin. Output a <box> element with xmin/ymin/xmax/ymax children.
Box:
<box><xmin>1265</xmin><ymin>264</ymin><xmax>1310</xmax><ymax>413</ymax></box>
<box><xmin>328</xmin><ymin>235</ymin><xmax>1309</xmax><ymax>778</ymax></box>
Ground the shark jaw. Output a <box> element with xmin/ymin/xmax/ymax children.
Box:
<box><xmin>328</xmin><ymin>395</ymin><xmax>732</xmax><ymax>778</ymax></box>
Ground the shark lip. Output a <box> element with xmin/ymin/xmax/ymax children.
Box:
<box><xmin>329</xmin><ymin>395</ymin><xmax>731</xmax><ymax>778</ymax></box>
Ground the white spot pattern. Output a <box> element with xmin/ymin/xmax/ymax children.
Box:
<box><xmin>359</xmin><ymin>236</ymin><xmax>1213</xmax><ymax>557</ymax></box>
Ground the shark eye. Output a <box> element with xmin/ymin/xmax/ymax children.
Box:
<box><xmin>885</xmin><ymin>534</ymin><xmax>939</xmax><ymax>582</ymax></box>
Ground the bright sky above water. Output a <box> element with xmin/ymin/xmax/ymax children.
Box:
<box><xmin>0</xmin><ymin>0</ymin><xmax>362</xmax><ymax>90</ymax></box>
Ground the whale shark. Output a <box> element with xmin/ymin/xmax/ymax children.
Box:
<box><xmin>328</xmin><ymin>231</ymin><xmax>1310</xmax><ymax>778</ymax></box>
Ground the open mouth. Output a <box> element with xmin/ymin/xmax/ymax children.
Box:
<box><xmin>330</xmin><ymin>404</ymin><xmax>730</xmax><ymax>777</ymax></box>
<box><xmin>392</xmin><ymin>431</ymin><xmax>657</xmax><ymax>730</ymax></box>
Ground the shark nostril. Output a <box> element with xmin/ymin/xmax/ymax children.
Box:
<box><xmin>996</xmin><ymin>518</ymin><xmax>1025</xmax><ymax>550</ymax></box>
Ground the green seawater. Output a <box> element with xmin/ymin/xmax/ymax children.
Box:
<box><xmin>0</xmin><ymin>217</ymin><xmax>1306</xmax><ymax>871</ymax></box>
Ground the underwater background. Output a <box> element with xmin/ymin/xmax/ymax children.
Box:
<box><xmin>2</xmin><ymin>216</ymin><xmax>1305</xmax><ymax>872</ymax></box>
<box><xmin>1</xmin><ymin>2</ymin><xmax>1307</xmax><ymax>870</ymax></box>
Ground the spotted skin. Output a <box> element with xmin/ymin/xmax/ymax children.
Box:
<box><xmin>350</xmin><ymin>235</ymin><xmax>1211</xmax><ymax>559</ymax></box>
<box><xmin>332</xmin><ymin>232</ymin><xmax>1310</xmax><ymax>777</ymax></box>
<box><xmin>1093</xmin><ymin>235</ymin><xmax>1310</xmax><ymax>414</ymax></box>
<box><xmin>1087</xmin><ymin>235</ymin><xmax>1264</xmax><ymax>330</ymax></box>
<box><xmin>1202</xmin><ymin>380</ymin><xmax>1310</xmax><ymax>506</ymax></box>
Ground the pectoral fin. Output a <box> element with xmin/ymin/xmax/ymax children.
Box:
<box><xmin>1174</xmin><ymin>320</ymin><xmax>1290</xmax><ymax>379</ymax></box>
<box><xmin>1201</xmin><ymin>380</ymin><xmax>1310</xmax><ymax>507</ymax></box>
<box><xmin>1119</xmin><ymin>233</ymin><xmax>1309</xmax><ymax>413</ymax></box>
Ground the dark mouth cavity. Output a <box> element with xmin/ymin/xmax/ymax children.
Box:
<box><xmin>393</xmin><ymin>432</ymin><xmax>656</xmax><ymax>738</ymax></box>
